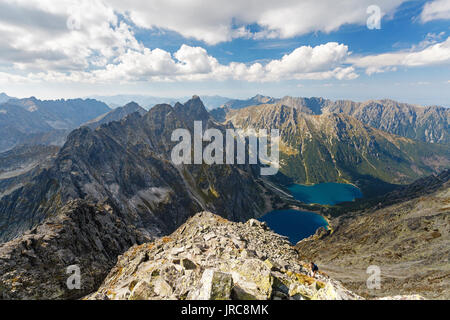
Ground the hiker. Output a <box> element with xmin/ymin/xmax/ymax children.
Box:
<box><xmin>311</xmin><ymin>262</ymin><xmax>319</xmax><ymax>278</ymax></box>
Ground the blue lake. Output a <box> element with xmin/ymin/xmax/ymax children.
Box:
<box><xmin>287</xmin><ymin>182</ymin><xmax>363</xmax><ymax>205</ymax></box>
<box><xmin>259</xmin><ymin>183</ymin><xmax>363</xmax><ymax>244</ymax></box>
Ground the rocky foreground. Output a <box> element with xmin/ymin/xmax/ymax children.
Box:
<box><xmin>87</xmin><ymin>212</ymin><xmax>421</xmax><ymax>300</ymax></box>
<box><xmin>87</xmin><ymin>212</ymin><xmax>361</xmax><ymax>300</ymax></box>
<box><xmin>0</xmin><ymin>205</ymin><xmax>426</xmax><ymax>300</ymax></box>
<box><xmin>0</xmin><ymin>200</ymin><xmax>149</xmax><ymax>299</ymax></box>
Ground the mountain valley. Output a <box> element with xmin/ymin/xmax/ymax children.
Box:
<box><xmin>0</xmin><ymin>94</ymin><xmax>448</xmax><ymax>300</ymax></box>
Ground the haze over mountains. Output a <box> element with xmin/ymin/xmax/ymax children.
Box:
<box><xmin>0</xmin><ymin>95</ymin><xmax>110</xmax><ymax>152</ymax></box>
<box><xmin>88</xmin><ymin>94</ymin><xmax>231</xmax><ymax>110</ymax></box>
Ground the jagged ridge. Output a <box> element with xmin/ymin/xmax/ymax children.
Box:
<box><xmin>0</xmin><ymin>97</ymin><xmax>287</xmax><ymax>243</ymax></box>
<box><xmin>224</xmin><ymin>103</ymin><xmax>450</xmax><ymax>196</ymax></box>
<box><xmin>0</xmin><ymin>199</ymin><xmax>149</xmax><ymax>299</ymax></box>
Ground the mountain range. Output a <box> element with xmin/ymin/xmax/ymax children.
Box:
<box><xmin>89</xmin><ymin>94</ymin><xmax>231</xmax><ymax>110</ymax></box>
<box><xmin>0</xmin><ymin>93</ymin><xmax>448</xmax><ymax>300</ymax></box>
<box><xmin>222</xmin><ymin>94</ymin><xmax>278</xmax><ymax>109</ymax></box>
<box><xmin>0</xmin><ymin>96</ymin><xmax>110</xmax><ymax>152</ymax></box>
<box><xmin>223</xmin><ymin>103</ymin><xmax>449</xmax><ymax>196</ymax></box>
<box><xmin>0</xmin><ymin>96</ymin><xmax>289</xmax><ymax>243</ymax></box>
<box><xmin>83</xmin><ymin>102</ymin><xmax>147</xmax><ymax>129</ymax></box>
<box><xmin>213</xmin><ymin>95</ymin><xmax>449</xmax><ymax>145</ymax></box>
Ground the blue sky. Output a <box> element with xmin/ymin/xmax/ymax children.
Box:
<box><xmin>0</xmin><ymin>0</ymin><xmax>449</xmax><ymax>106</ymax></box>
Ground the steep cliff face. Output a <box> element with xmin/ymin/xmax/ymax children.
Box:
<box><xmin>0</xmin><ymin>145</ymin><xmax>59</xmax><ymax>201</ymax></box>
<box><xmin>0</xmin><ymin>200</ymin><xmax>150</xmax><ymax>299</ymax></box>
<box><xmin>225</xmin><ymin>104</ymin><xmax>450</xmax><ymax>196</ymax></box>
<box><xmin>296</xmin><ymin>172</ymin><xmax>450</xmax><ymax>299</ymax></box>
<box><xmin>323</xmin><ymin>99</ymin><xmax>450</xmax><ymax>145</ymax></box>
<box><xmin>0</xmin><ymin>97</ymin><xmax>286</xmax><ymax>243</ymax></box>
<box><xmin>88</xmin><ymin>212</ymin><xmax>362</xmax><ymax>300</ymax></box>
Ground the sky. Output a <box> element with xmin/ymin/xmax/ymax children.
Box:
<box><xmin>0</xmin><ymin>0</ymin><xmax>449</xmax><ymax>106</ymax></box>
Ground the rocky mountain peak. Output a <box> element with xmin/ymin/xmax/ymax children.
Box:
<box><xmin>123</xmin><ymin>101</ymin><xmax>142</xmax><ymax>110</ymax></box>
<box><xmin>174</xmin><ymin>96</ymin><xmax>210</xmax><ymax>123</ymax></box>
<box><xmin>88</xmin><ymin>211</ymin><xmax>425</xmax><ymax>300</ymax></box>
<box><xmin>253</xmin><ymin>94</ymin><xmax>276</xmax><ymax>104</ymax></box>
<box><xmin>82</xmin><ymin>101</ymin><xmax>147</xmax><ymax>129</ymax></box>
<box><xmin>0</xmin><ymin>92</ymin><xmax>13</xmax><ymax>103</ymax></box>
<box><xmin>88</xmin><ymin>211</ymin><xmax>363</xmax><ymax>300</ymax></box>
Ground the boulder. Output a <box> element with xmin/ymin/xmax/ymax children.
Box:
<box><xmin>196</xmin><ymin>269</ymin><xmax>233</xmax><ymax>300</ymax></box>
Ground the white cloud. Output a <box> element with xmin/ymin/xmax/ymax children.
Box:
<box><xmin>264</xmin><ymin>43</ymin><xmax>351</xmax><ymax>78</ymax></box>
<box><xmin>415</xmin><ymin>32</ymin><xmax>446</xmax><ymax>48</ymax></box>
<box><xmin>1</xmin><ymin>0</ymin><xmax>447</xmax><ymax>86</ymax></box>
<box><xmin>106</xmin><ymin>0</ymin><xmax>407</xmax><ymax>45</ymax></box>
<box><xmin>0</xmin><ymin>0</ymin><xmax>361</xmax><ymax>83</ymax></box>
<box><xmin>349</xmin><ymin>37</ymin><xmax>450</xmax><ymax>75</ymax></box>
<box><xmin>421</xmin><ymin>0</ymin><xmax>450</xmax><ymax>22</ymax></box>
<box><xmin>0</xmin><ymin>0</ymin><xmax>141</xmax><ymax>72</ymax></box>
<box><xmin>25</xmin><ymin>42</ymin><xmax>356</xmax><ymax>83</ymax></box>
<box><xmin>0</xmin><ymin>72</ymin><xmax>34</xmax><ymax>84</ymax></box>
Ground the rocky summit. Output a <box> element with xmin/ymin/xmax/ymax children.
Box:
<box><xmin>87</xmin><ymin>212</ymin><xmax>360</xmax><ymax>300</ymax></box>
<box><xmin>88</xmin><ymin>211</ymin><xmax>422</xmax><ymax>300</ymax></box>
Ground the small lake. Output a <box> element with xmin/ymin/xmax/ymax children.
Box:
<box><xmin>259</xmin><ymin>183</ymin><xmax>363</xmax><ymax>244</ymax></box>
<box><xmin>287</xmin><ymin>182</ymin><xmax>363</xmax><ymax>205</ymax></box>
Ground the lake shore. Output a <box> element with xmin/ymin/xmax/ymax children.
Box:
<box><xmin>259</xmin><ymin>182</ymin><xmax>363</xmax><ymax>243</ymax></box>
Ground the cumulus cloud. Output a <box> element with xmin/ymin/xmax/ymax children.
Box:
<box><xmin>421</xmin><ymin>0</ymin><xmax>450</xmax><ymax>22</ymax></box>
<box><xmin>349</xmin><ymin>37</ymin><xmax>450</xmax><ymax>75</ymax></box>
<box><xmin>0</xmin><ymin>0</ymin><xmax>447</xmax><ymax>86</ymax></box>
<box><xmin>0</xmin><ymin>0</ymin><xmax>361</xmax><ymax>83</ymax></box>
<box><xmin>28</xmin><ymin>42</ymin><xmax>356</xmax><ymax>83</ymax></box>
<box><xmin>0</xmin><ymin>72</ymin><xmax>34</xmax><ymax>84</ymax></box>
<box><xmin>106</xmin><ymin>0</ymin><xmax>407</xmax><ymax>45</ymax></box>
<box><xmin>0</xmin><ymin>0</ymin><xmax>141</xmax><ymax>72</ymax></box>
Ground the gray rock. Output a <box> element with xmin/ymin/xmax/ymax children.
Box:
<box><xmin>89</xmin><ymin>212</ymin><xmax>364</xmax><ymax>300</ymax></box>
<box><xmin>196</xmin><ymin>269</ymin><xmax>233</xmax><ymax>300</ymax></box>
